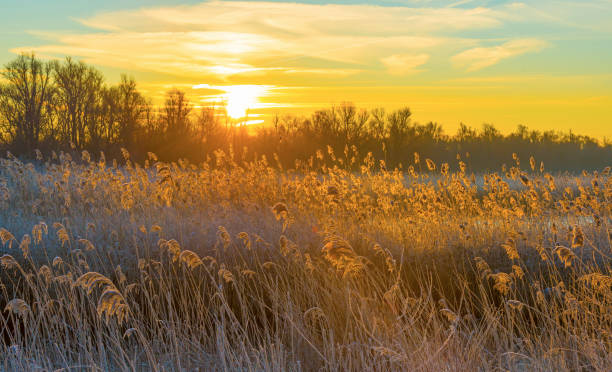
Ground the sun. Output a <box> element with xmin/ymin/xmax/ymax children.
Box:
<box><xmin>192</xmin><ymin>83</ymin><xmax>271</xmax><ymax>123</ymax></box>
<box><xmin>223</xmin><ymin>85</ymin><xmax>267</xmax><ymax>119</ymax></box>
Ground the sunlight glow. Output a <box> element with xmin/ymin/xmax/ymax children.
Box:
<box><xmin>194</xmin><ymin>84</ymin><xmax>271</xmax><ymax>120</ymax></box>
<box><xmin>224</xmin><ymin>85</ymin><xmax>264</xmax><ymax>119</ymax></box>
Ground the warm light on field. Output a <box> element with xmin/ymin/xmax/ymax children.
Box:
<box><xmin>1</xmin><ymin>0</ymin><xmax>611</xmax><ymax>369</ymax></box>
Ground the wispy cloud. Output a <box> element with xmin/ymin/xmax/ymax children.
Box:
<box><xmin>381</xmin><ymin>54</ymin><xmax>430</xmax><ymax>76</ymax></box>
<box><xmin>451</xmin><ymin>39</ymin><xmax>548</xmax><ymax>71</ymax></box>
<box><xmin>12</xmin><ymin>1</ymin><xmax>507</xmax><ymax>84</ymax></box>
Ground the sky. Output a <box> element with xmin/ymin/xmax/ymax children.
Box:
<box><xmin>1</xmin><ymin>0</ymin><xmax>611</xmax><ymax>138</ymax></box>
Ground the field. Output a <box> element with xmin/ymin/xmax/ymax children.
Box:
<box><xmin>0</xmin><ymin>148</ymin><xmax>611</xmax><ymax>371</ymax></box>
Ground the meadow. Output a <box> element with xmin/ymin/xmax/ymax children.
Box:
<box><xmin>0</xmin><ymin>147</ymin><xmax>610</xmax><ymax>371</ymax></box>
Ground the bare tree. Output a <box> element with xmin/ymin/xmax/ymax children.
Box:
<box><xmin>338</xmin><ymin>102</ymin><xmax>369</xmax><ymax>145</ymax></box>
<box><xmin>162</xmin><ymin>89</ymin><xmax>192</xmax><ymax>138</ymax></box>
<box><xmin>456</xmin><ymin>123</ymin><xmax>477</xmax><ymax>141</ymax></box>
<box><xmin>53</xmin><ymin>57</ymin><xmax>104</xmax><ymax>148</ymax></box>
<box><xmin>385</xmin><ymin>107</ymin><xmax>412</xmax><ymax>160</ymax></box>
<box><xmin>99</xmin><ymin>85</ymin><xmax>119</xmax><ymax>145</ymax></box>
<box><xmin>115</xmin><ymin>75</ymin><xmax>146</xmax><ymax>148</ymax></box>
<box><xmin>368</xmin><ymin>108</ymin><xmax>386</xmax><ymax>140</ymax></box>
<box><xmin>0</xmin><ymin>53</ymin><xmax>54</xmax><ymax>151</ymax></box>
<box><xmin>195</xmin><ymin>106</ymin><xmax>226</xmax><ymax>154</ymax></box>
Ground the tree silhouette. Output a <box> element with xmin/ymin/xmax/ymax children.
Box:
<box><xmin>53</xmin><ymin>57</ymin><xmax>104</xmax><ymax>148</ymax></box>
<box><xmin>0</xmin><ymin>53</ymin><xmax>609</xmax><ymax>171</ymax></box>
<box><xmin>0</xmin><ymin>53</ymin><xmax>54</xmax><ymax>151</ymax></box>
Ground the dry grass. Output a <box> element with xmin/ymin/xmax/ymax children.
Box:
<box><xmin>0</xmin><ymin>148</ymin><xmax>610</xmax><ymax>371</ymax></box>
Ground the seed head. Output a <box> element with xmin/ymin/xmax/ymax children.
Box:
<box><xmin>5</xmin><ymin>298</ymin><xmax>31</xmax><ymax>318</ymax></box>
<box><xmin>272</xmin><ymin>202</ymin><xmax>289</xmax><ymax>220</ymax></box>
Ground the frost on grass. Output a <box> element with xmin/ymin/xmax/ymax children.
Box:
<box><xmin>0</xmin><ymin>150</ymin><xmax>610</xmax><ymax>371</ymax></box>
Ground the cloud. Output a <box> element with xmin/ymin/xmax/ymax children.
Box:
<box><xmin>451</xmin><ymin>39</ymin><xmax>548</xmax><ymax>71</ymax></box>
<box><xmin>79</xmin><ymin>2</ymin><xmax>503</xmax><ymax>35</ymax></box>
<box><xmin>12</xmin><ymin>1</ymin><xmax>505</xmax><ymax>84</ymax></box>
<box><xmin>381</xmin><ymin>54</ymin><xmax>430</xmax><ymax>75</ymax></box>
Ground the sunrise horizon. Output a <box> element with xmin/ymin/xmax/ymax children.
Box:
<box><xmin>2</xmin><ymin>0</ymin><xmax>611</xmax><ymax>139</ymax></box>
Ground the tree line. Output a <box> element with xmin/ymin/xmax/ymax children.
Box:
<box><xmin>1</xmin><ymin>53</ymin><xmax>610</xmax><ymax>171</ymax></box>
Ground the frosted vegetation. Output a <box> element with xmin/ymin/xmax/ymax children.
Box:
<box><xmin>0</xmin><ymin>147</ymin><xmax>610</xmax><ymax>371</ymax></box>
